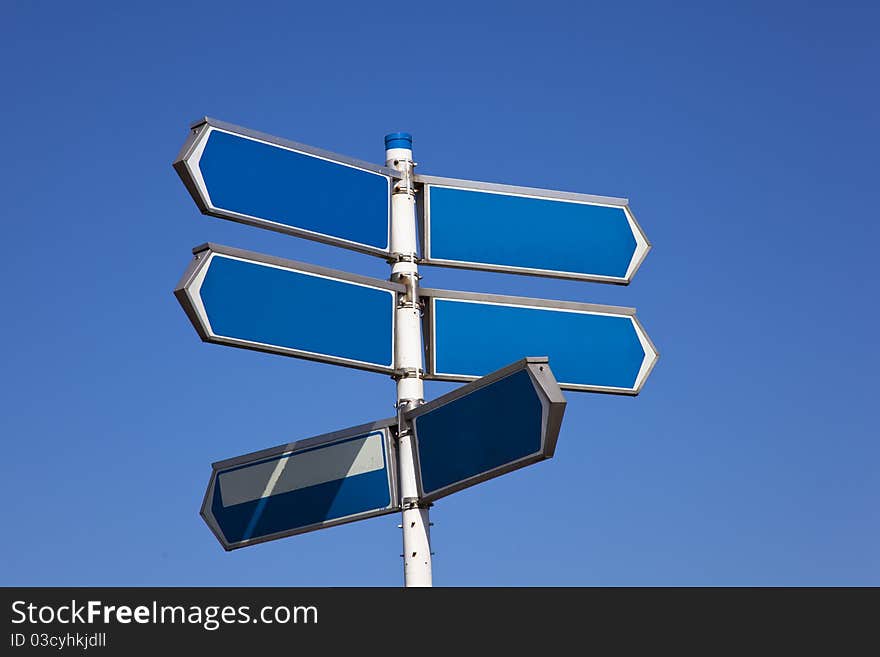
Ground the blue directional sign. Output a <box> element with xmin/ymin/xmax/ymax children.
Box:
<box><xmin>174</xmin><ymin>118</ymin><xmax>399</xmax><ymax>257</ymax></box>
<box><xmin>417</xmin><ymin>175</ymin><xmax>650</xmax><ymax>284</ymax></box>
<box><xmin>407</xmin><ymin>358</ymin><xmax>566</xmax><ymax>502</ymax></box>
<box><xmin>175</xmin><ymin>243</ymin><xmax>401</xmax><ymax>374</ymax></box>
<box><xmin>421</xmin><ymin>288</ymin><xmax>658</xmax><ymax>395</ymax></box>
<box><xmin>202</xmin><ymin>420</ymin><xmax>399</xmax><ymax>550</ymax></box>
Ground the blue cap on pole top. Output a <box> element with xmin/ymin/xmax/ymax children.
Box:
<box><xmin>384</xmin><ymin>132</ymin><xmax>413</xmax><ymax>151</ymax></box>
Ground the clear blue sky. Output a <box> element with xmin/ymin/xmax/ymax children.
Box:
<box><xmin>1</xmin><ymin>1</ymin><xmax>877</xmax><ymax>586</ymax></box>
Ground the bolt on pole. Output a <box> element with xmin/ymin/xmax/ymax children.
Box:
<box><xmin>385</xmin><ymin>132</ymin><xmax>433</xmax><ymax>587</ymax></box>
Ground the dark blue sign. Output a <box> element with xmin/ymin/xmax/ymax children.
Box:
<box><xmin>202</xmin><ymin>421</ymin><xmax>398</xmax><ymax>549</ymax></box>
<box><xmin>175</xmin><ymin>243</ymin><xmax>400</xmax><ymax>374</ymax></box>
<box><xmin>174</xmin><ymin>118</ymin><xmax>396</xmax><ymax>257</ymax></box>
<box><xmin>422</xmin><ymin>289</ymin><xmax>658</xmax><ymax>394</ymax></box>
<box><xmin>418</xmin><ymin>175</ymin><xmax>650</xmax><ymax>284</ymax></box>
<box><xmin>407</xmin><ymin>358</ymin><xmax>566</xmax><ymax>502</ymax></box>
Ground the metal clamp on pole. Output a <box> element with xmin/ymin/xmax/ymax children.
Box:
<box><xmin>402</xmin><ymin>498</ymin><xmax>434</xmax><ymax>511</ymax></box>
<box><xmin>394</xmin><ymin>403</ymin><xmax>409</xmax><ymax>444</ymax></box>
<box><xmin>391</xmin><ymin>367</ymin><xmax>424</xmax><ymax>380</ymax></box>
<box><xmin>391</xmin><ymin>156</ymin><xmax>415</xmax><ymax>196</ymax></box>
<box><xmin>389</xmin><ymin>253</ymin><xmax>420</xmax><ymax>265</ymax></box>
<box><xmin>396</xmin><ymin>296</ymin><xmax>422</xmax><ymax>311</ymax></box>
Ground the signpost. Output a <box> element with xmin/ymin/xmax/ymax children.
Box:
<box><xmin>174</xmin><ymin>243</ymin><xmax>401</xmax><ymax>374</ymax></box>
<box><xmin>417</xmin><ymin>174</ymin><xmax>650</xmax><ymax>284</ymax></box>
<box><xmin>172</xmin><ymin>118</ymin><xmax>659</xmax><ymax>586</ymax></box>
<box><xmin>174</xmin><ymin>117</ymin><xmax>399</xmax><ymax>257</ymax></box>
<box><xmin>421</xmin><ymin>288</ymin><xmax>658</xmax><ymax>395</ymax></box>
<box><xmin>202</xmin><ymin>419</ymin><xmax>399</xmax><ymax>550</ymax></box>
<box><xmin>407</xmin><ymin>357</ymin><xmax>565</xmax><ymax>502</ymax></box>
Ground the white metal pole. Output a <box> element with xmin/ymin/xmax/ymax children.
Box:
<box><xmin>385</xmin><ymin>132</ymin><xmax>432</xmax><ymax>587</ymax></box>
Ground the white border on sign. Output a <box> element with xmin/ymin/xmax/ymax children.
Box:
<box><xmin>421</xmin><ymin>181</ymin><xmax>650</xmax><ymax>284</ymax></box>
<box><xmin>202</xmin><ymin>426</ymin><xmax>399</xmax><ymax>550</ymax></box>
<box><xmin>184</xmin><ymin>126</ymin><xmax>392</xmax><ymax>254</ymax></box>
<box><xmin>427</xmin><ymin>296</ymin><xmax>658</xmax><ymax>395</ymax></box>
<box><xmin>190</xmin><ymin>252</ymin><xmax>397</xmax><ymax>371</ymax></box>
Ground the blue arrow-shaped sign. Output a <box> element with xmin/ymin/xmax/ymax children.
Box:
<box><xmin>421</xmin><ymin>288</ymin><xmax>658</xmax><ymax>395</ymax></box>
<box><xmin>407</xmin><ymin>357</ymin><xmax>566</xmax><ymax>502</ymax></box>
<box><xmin>174</xmin><ymin>243</ymin><xmax>401</xmax><ymax>374</ymax></box>
<box><xmin>202</xmin><ymin>419</ymin><xmax>399</xmax><ymax>550</ymax></box>
<box><xmin>174</xmin><ymin>118</ymin><xmax>399</xmax><ymax>257</ymax></box>
<box><xmin>417</xmin><ymin>174</ymin><xmax>650</xmax><ymax>284</ymax></box>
